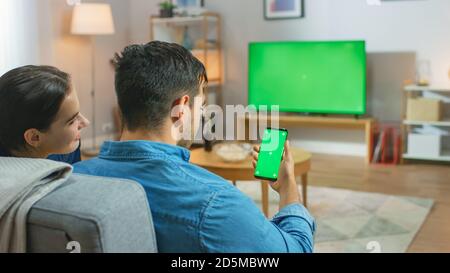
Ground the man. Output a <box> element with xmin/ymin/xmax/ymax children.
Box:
<box><xmin>74</xmin><ymin>41</ymin><xmax>315</xmax><ymax>253</ymax></box>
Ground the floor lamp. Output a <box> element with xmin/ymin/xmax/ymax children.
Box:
<box><xmin>71</xmin><ymin>3</ymin><xmax>115</xmax><ymax>155</ymax></box>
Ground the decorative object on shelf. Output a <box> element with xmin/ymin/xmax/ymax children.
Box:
<box><xmin>194</xmin><ymin>39</ymin><xmax>217</xmax><ymax>49</ymax></box>
<box><xmin>264</xmin><ymin>0</ymin><xmax>304</xmax><ymax>20</ymax></box>
<box><xmin>214</xmin><ymin>142</ymin><xmax>253</xmax><ymax>163</ymax></box>
<box><xmin>159</xmin><ymin>1</ymin><xmax>177</xmax><ymax>18</ymax></box>
<box><xmin>416</xmin><ymin>59</ymin><xmax>431</xmax><ymax>86</ymax></box>
<box><xmin>181</xmin><ymin>26</ymin><xmax>194</xmax><ymax>50</ymax></box>
<box><xmin>71</xmin><ymin>3</ymin><xmax>115</xmax><ymax>155</ymax></box>
<box><xmin>408</xmin><ymin>134</ymin><xmax>442</xmax><ymax>158</ymax></box>
<box><xmin>406</xmin><ymin>98</ymin><xmax>443</xmax><ymax>122</ymax></box>
<box><xmin>174</xmin><ymin>0</ymin><xmax>205</xmax><ymax>16</ymax></box>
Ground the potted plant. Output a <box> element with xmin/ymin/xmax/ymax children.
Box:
<box><xmin>159</xmin><ymin>1</ymin><xmax>176</xmax><ymax>18</ymax></box>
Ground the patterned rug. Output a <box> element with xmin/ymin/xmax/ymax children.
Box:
<box><xmin>236</xmin><ymin>183</ymin><xmax>434</xmax><ymax>253</ymax></box>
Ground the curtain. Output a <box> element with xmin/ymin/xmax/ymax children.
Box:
<box><xmin>0</xmin><ymin>0</ymin><xmax>40</xmax><ymax>75</ymax></box>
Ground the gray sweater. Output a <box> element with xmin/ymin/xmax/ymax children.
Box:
<box><xmin>0</xmin><ymin>157</ymin><xmax>72</xmax><ymax>253</ymax></box>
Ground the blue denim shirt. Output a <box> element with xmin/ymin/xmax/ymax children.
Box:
<box><xmin>74</xmin><ymin>141</ymin><xmax>316</xmax><ymax>253</ymax></box>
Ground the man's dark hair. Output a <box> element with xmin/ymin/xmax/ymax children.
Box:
<box><xmin>0</xmin><ymin>65</ymin><xmax>71</xmax><ymax>152</ymax></box>
<box><xmin>114</xmin><ymin>41</ymin><xmax>208</xmax><ymax>131</ymax></box>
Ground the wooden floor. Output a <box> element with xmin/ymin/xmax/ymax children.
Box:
<box><xmin>309</xmin><ymin>153</ymin><xmax>450</xmax><ymax>253</ymax></box>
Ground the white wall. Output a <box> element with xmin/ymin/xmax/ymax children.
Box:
<box><xmin>129</xmin><ymin>0</ymin><xmax>160</xmax><ymax>44</ymax></box>
<box><xmin>205</xmin><ymin>0</ymin><xmax>450</xmax><ymax>104</ymax></box>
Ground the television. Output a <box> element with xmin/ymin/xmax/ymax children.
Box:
<box><xmin>248</xmin><ymin>40</ymin><xmax>367</xmax><ymax>115</ymax></box>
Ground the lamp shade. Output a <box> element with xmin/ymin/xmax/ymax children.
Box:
<box><xmin>71</xmin><ymin>3</ymin><xmax>115</xmax><ymax>35</ymax></box>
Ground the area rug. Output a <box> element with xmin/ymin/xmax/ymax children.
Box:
<box><xmin>235</xmin><ymin>183</ymin><xmax>434</xmax><ymax>253</ymax></box>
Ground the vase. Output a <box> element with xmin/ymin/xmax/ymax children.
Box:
<box><xmin>159</xmin><ymin>8</ymin><xmax>173</xmax><ymax>18</ymax></box>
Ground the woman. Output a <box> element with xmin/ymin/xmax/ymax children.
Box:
<box><xmin>0</xmin><ymin>65</ymin><xmax>89</xmax><ymax>164</ymax></box>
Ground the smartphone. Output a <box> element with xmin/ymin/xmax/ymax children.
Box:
<box><xmin>254</xmin><ymin>127</ymin><xmax>288</xmax><ymax>182</ymax></box>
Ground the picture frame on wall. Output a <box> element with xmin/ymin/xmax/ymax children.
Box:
<box><xmin>264</xmin><ymin>0</ymin><xmax>305</xmax><ymax>20</ymax></box>
<box><xmin>174</xmin><ymin>0</ymin><xmax>205</xmax><ymax>16</ymax></box>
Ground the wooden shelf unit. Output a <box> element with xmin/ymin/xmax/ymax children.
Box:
<box><xmin>403</xmin><ymin>120</ymin><xmax>450</xmax><ymax>127</ymax></box>
<box><xmin>403</xmin><ymin>149</ymin><xmax>450</xmax><ymax>162</ymax></box>
<box><xmin>245</xmin><ymin>115</ymin><xmax>376</xmax><ymax>164</ymax></box>
<box><xmin>404</xmin><ymin>85</ymin><xmax>450</xmax><ymax>93</ymax></box>
<box><xmin>401</xmin><ymin>85</ymin><xmax>450</xmax><ymax>163</ymax></box>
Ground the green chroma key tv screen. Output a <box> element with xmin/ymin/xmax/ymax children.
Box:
<box><xmin>248</xmin><ymin>40</ymin><xmax>367</xmax><ymax>115</ymax></box>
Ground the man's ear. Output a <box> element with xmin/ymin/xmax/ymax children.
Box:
<box><xmin>171</xmin><ymin>95</ymin><xmax>191</xmax><ymax>120</ymax></box>
<box><xmin>23</xmin><ymin>129</ymin><xmax>43</xmax><ymax>148</ymax></box>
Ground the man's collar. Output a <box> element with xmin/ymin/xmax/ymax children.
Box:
<box><xmin>99</xmin><ymin>140</ymin><xmax>191</xmax><ymax>162</ymax></box>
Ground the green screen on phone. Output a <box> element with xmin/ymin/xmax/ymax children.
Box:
<box><xmin>254</xmin><ymin>128</ymin><xmax>288</xmax><ymax>181</ymax></box>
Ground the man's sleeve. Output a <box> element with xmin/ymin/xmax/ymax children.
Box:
<box><xmin>198</xmin><ymin>186</ymin><xmax>316</xmax><ymax>253</ymax></box>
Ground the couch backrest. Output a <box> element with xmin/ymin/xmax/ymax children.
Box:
<box><xmin>27</xmin><ymin>174</ymin><xmax>158</xmax><ymax>253</ymax></box>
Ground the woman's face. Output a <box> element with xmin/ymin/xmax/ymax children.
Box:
<box><xmin>39</xmin><ymin>87</ymin><xmax>89</xmax><ymax>155</ymax></box>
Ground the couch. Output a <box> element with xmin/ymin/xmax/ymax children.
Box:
<box><xmin>26</xmin><ymin>174</ymin><xmax>157</xmax><ymax>253</ymax></box>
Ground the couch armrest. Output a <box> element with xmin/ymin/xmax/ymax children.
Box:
<box><xmin>27</xmin><ymin>174</ymin><xmax>157</xmax><ymax>253</ymax></box>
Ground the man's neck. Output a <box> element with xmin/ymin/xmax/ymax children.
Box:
<box><xmin>120</xmin><ymin>127</ymin><xmax>177</xmax><ymax>146</ymax></box>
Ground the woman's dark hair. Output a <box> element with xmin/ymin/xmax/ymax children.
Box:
<box><xmin>0</xmin><ymin>65</ymin><xmax>71</xmax><ymax>152</ymax></box>
<box><xmin>114</xmin><ymin>41</ymin><xmax>208</xmax><ymax>131</ymax></box>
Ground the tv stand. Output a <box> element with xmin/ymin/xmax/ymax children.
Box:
<box><xmin>246</xmin><ymin>114</ymin><xmax>376</xmax><ymax>164</ymax></box>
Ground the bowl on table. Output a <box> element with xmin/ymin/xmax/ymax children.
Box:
<box><xmin>213</xmin><ymin>142</ymin><xmax>253</xmax><ymax>163</ymax></box>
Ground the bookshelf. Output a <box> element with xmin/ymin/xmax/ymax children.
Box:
<box><xmin>401</xmin><ymin>85</ymin><xmax>450</xmax><ymax>163</ymax></box>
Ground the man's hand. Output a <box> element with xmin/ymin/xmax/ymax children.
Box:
<box><xmin>252</xmin><ymin>140</ymin><xmax>301</xmax><ymax>208</ymax></box>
